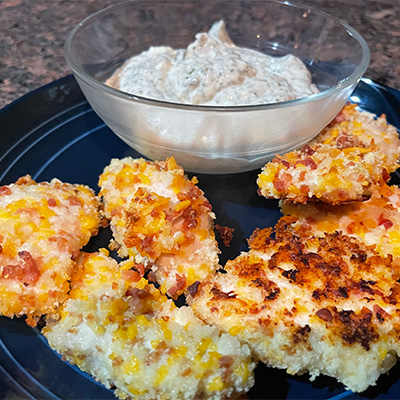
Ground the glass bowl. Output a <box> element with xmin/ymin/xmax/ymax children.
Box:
<box><xmin>65</xmin><ymin>0</ymin><xmax>370</xmax><ymax>174</ymax></box>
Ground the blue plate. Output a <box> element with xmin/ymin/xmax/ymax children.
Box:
<box><xmin>0</xmin><ymin>76</ymin><xmax>400</xmax><ymax>399</ymax></box>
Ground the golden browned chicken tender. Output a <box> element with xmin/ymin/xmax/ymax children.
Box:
<box><xmin>187</xmin><ymin>226</ymin><xmax>400</xmax><ymax>393</ymax></box>
<box><xmin>279</xmin><ymin>183</ymin><xmax>400</xmax><ymax>258</ymax></box>
<box><xmin>0</xmin><ymin>175</ymin><xmax>100</xmax><ymax>326</ymax></box>
<box><xmin>98</xmin><ymin>156</ymin><xmax>220</xmax><ymax>298</ymax></box>
<box><xmin>257</xmin><ymin>104</ymin><xmax>400</xmax><ymax>204</ymax></box>
<box><xmin>43</xmin><ymin>250</ymin><xmax>255</xmax><ymax>400</ymax></box>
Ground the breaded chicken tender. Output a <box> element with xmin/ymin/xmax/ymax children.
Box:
<box><xmin>187</xmin><ymin>226</ymin><xmax>400</xmax><ymax>393</ymax></box>
<box><xmin>257</xmin><ymin>104</ymin><xmax>400</xmax><ymax>204</ymax></box>
<box><xmin>98</xmin><ymin>156</ymin><xmax>220</xmax><ymax>298</ymax></box>
<box><xmin>43</xmin><ymin>251</ymin><xmax>255</xmax><ymax>400</ymax></box>
<box><xmin>0</xmin><ymin>176</ymin><xmax>100</xmax><ymax>326</ymax></box>
<box><xmin>280</xmin><ymin>184</ymin><xmax>400</xmax><ymax>258</ymax></box>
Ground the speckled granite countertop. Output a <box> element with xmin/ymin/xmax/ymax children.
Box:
<box><xmin>0</xmin><ymin>0</ymin><xmax>399</xmax><ymax>110</ymax></box>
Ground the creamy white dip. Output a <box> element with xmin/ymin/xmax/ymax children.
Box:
<box><xmin>107</xmin><ymin>21</ymin><xmax>319</xmax><ymax>106</ymax></box>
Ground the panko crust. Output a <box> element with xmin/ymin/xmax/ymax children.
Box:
<box><xmin>188</xmin><ymin>226</ymin><xmax>400</xmax><ymax>393</ymax></box>
<box><xmin>257</xmin><ymin>104</ymin><xmax>400</xmax><ymax>204</ymax></box>
<box><xmin>98</xmin><ymin>156</ymin><xmax>220</xmax><ymax>298</ymax></box>
<box><xmin>0</xmin><ymin>175</ymin><xmax>101</xmax><ymax>326</ymax></box>
<box><xmin>44</xmin><ymin>251</ymin><xmax>255</xmax><ymax>400</ymax></box>
<box><xmin>279</xmin><ymin>184</ymin><xmax>400</xmax><ymax>258</ymax></box>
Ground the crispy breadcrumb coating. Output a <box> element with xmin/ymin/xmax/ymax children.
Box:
<box><xmin>280</xmin><ymin>184</ymin><xmax>400</xmax><ymax>258</ymax></box>
<box><xmin>98</xmin><ymin>156</ymin><xmax>220</xmax><ymax>298</ymax></box>
<box><xmin>0</xmin><ymin>175</ymin><xmax>100</xmax><ymax>326</ymax></box>
<box><xmin>43</xmin><ymin>251</ymin><xmax>255</xmax><ymax>400</ymax></box>
<box><xmin>257</xmin><ymin>104</ymin><xmax>400</xmax><ymax>204</ymax></box>
<box><xmin>188</xmin><ymin>226</ymin><xmax>400</xmax><ymax>393</ymax></box>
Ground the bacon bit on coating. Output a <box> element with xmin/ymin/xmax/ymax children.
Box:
<box><xmin>316</xmin><ymin>308</ymin><xmax>333</xmax><ymax>322</ymax></box>
<box><xmin>215</xmin><ymin>224</ymin><xmax>235</xmax><ymax>247</ymax></box>
<box><xmin>47</xmin><ymin>198</ymin><xmax>57</xmax><ymax>207</ymax></box>
<box><xmin>187</xmin><ymin>281</ymin><xmax>201</xmax><ymax>297</ymax></box>
<box><xmin>293</xmin><ymin>325</ymin><xmax>311</xmax><ymax>344</ymax></box>
<box><xmin>0</xmin><ymin>186</ymin><xmax>12</xmax><ymax>196</ymax></box>
<box><xmin>2</xmin><ymin>251</ymin><xmax>40</xmax><ymax>285</ymax></box>
<box><xmin>301</xmin><ymin>144</ymin><xmax>315</xmax><ymax>156</ymax></box>
<box><xmin>68</xmin><ymin>195</ymin><xmax>83</xmax><ymax>206</ymax></box>
<box><xmin>211</xmin><ymin>287</ymin><xmax>237</xmax><ymax>300</ymax></box>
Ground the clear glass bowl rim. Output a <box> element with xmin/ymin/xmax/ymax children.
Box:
<box><xmin>64</xmin><ymin>0</ymin><xmax>370</xmax><ymax>112</ymax></box>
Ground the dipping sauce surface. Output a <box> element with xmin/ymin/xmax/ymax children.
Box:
<box><xmin>106</xmin><ymin>21</ymin><xmax>319</xmax><ymax>106</ymax></box>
